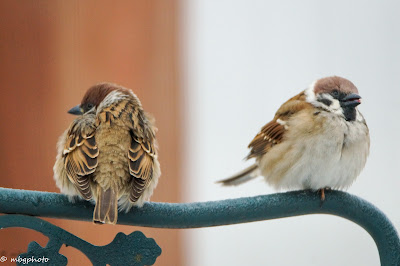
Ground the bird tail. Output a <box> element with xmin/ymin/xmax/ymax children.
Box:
<box><xmin>216</xmin><ymin>164</ymin><xmax>258</xmax><ymax>186</ymax></box>
<box><xmin>93</xmin><ymin>186</ymin><xmax>118</xmax><ymax>225</ymax></box>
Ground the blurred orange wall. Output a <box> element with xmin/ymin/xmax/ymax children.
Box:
<box><xmin>0</xmin><ymin>1</ymin><xmax>182</xmax><ymax>265</ymax></box>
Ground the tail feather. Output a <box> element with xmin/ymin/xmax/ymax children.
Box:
<box><xmin>216</xmin><ymin>164</ymin><xmax>258</xmax><ymax>186</ymax></box>
<box><xmin>94</xmin><ymin>186</ymin><xmax>118</xmax><ymax>225</ymax></box>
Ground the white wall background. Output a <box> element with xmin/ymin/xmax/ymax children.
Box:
<box><xmin>181</xmin><ymin>1</ymin><xmax>400</xmax><ymax>265</ymax></box>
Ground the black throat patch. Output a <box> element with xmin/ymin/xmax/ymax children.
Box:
<box><xmin>342</xmin><ymin>106</ymin><xmax>357</xmax><ymax>121</ymax></box>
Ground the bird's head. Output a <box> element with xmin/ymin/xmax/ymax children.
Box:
<box><xmin>306</xmin><ymin>76</ymin><xmax>362</xmax><ymax>121</ymax></box>
<box><xmin>67</xmin><ymin>83</ymin><xmax>121</xmax><ymax>115</ymax></box>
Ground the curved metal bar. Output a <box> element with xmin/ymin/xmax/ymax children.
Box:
<box><xmin>0</xmin><ymin>187</ymin><xmax>399</xmax><ymax>265</ymax></box>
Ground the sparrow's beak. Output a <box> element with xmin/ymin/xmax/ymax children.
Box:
<box><xmin>68</xmin><ymin>105</ymin><xmax>84</xmax><ymax>115</ymax></box>
<box><xmin>341</xmin><ymin>93</ymin><xmax>361</xmax><ymax>108</ymax></box>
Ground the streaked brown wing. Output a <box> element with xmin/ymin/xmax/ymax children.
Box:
<box><xmin>247</xmin><ymin>120</ymin><xmax>285</xmax><ymax>159</ymax></box>
<box><xmin>247</xmin><ymin>91</ymin><xmax>310</xmax><ymax>159</ymax></box>
<box><xmin>64</xmin><ymin>118</ymin><xmax>98</xmax><ymax>200</ymax></box>
<box><xmin>128</xmin><ymin>134</ymin><xmax>156</xmax><ymax>202</ymax></box>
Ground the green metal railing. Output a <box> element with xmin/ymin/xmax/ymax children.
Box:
<box><xmin>0</xmin><ymin>187</ymin><xmax>399</xmax><ymax>265</ymax></box>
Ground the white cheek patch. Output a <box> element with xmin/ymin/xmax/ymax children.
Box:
<box><xmin>304</xmin><ymin>81</ymin><xmax>356</xmax><ymax>120</ymax></box>
<box><xmin>317</xmin><ymin>94</ymin><xmax>342</xmax><ymax>114</ymax></box>
<box><xmin>306</xmin><ymin>87</ymin><xmax>344</xmax><ymax>117</ymax></box>
<box><xmin>329</xmin><ymin>98</ymin><xmax>341</xmax><ymax>112</ymax></box>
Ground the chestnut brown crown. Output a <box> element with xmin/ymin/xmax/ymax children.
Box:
<box><xmin>314</xmin><ymin>76</ymin><xmax>359</xmax><ymax>95</ymax></box>
<box><xmin>68</xmin><ymin>83</ymin><xmax>124</xmax><ymax>115</ymax></box>
<box><xmin>81</xmin><ymin>83</ymin><xmax>122</xmax><ymax>111</ymax></box>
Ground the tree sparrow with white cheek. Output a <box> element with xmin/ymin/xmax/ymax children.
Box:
<box><xmin>218</xmin><ymin>76</ymin><xmax>370</xmax><ymax>200</ymax></box>
<box><xmin>53</xmin><ymin>83</ymin><xmax>161</xmax><ymax>224</ymax></box>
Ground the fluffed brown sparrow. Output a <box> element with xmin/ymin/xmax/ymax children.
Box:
<box><xmin>54</xmin><ymin>83</ymin><xmax>161</xmax><ymax>224</ymax></box>
<box><xmin>218</xmin><ymin>76</ymin><xmax>370</xmax><ymax>200</ymax></box>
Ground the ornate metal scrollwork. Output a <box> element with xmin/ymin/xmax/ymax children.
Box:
<box><xmin>0</xmin><ymin>215</ymin><xmax>161</xmax><ymax>266</ymax></box>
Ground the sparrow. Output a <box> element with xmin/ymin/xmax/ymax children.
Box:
<box><xmin>217</xmin><ymin>76</ymin><xmax>370</xmax><ymax>200</ymax></box>
<box><xmin>53</xmin><ymin>83</ymin><xmax>161</xmax><ymax>224</ymax></box>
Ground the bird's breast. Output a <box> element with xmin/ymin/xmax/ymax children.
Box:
<box><xmin>259</xmin><ymin>110</ymin><xmax>369</xmax><ymax>190</ymax></box>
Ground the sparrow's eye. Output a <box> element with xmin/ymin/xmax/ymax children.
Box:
<box><xmin>87</xmin><ymin>103</ymin><xmax>94</xmax><ymax>109</ymax></box>
<box><xmin>331</xmin><ymin>90</ymin><xmax>340</xmax><ymax>98</ymax></box>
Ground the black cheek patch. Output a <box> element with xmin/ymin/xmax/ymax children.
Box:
<box><xmin>319</xmin><ymin>98</ymin><xmax>332</xmax><ymax>106</ymax></box>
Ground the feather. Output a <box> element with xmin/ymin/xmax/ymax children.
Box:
<box><xmin>93</xmin><ymin>186</ymin><xmax>118</xmax><ymax>225</ymax></box>
<box><xmin>128</xmin><ymin>134</ymin><xmax>156</xmax><ymax>203</ymax></box>
<box><xmin>216</xmin><ymin>164</ymin><xmax>258</xmax><ymax>186</ymax></box>
<box><xmin>63</xmin><ymin>114</ymin><xmax>98</xmax><ymax>200</ymax></box>
<box><xmin>246</xmin><ymin>92</ymin><xmax>310</xmax><ymax>160</ymax></box>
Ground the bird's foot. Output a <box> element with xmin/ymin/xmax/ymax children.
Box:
<box><xmin>318</xmin><ymin>187</ymin><xmax>331</xmax><ymax>206</ymax></box>
<box><xmin>320</xmin><ymin>188</ymin><xmax>325</xmax><ymax>201</ymax></box>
